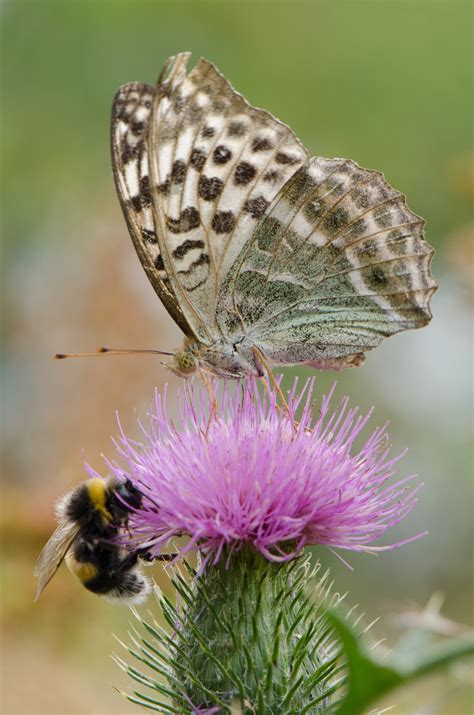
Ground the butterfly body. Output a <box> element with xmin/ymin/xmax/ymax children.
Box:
<box><xmin>111</xmin><ymin>53</ymin><xmax>436</xmax><ymax>379</ymax></box>
<box><xmin>167</xmin><ymin>336</ymin><xmax>260</xmax><ymax>379</ymax></box>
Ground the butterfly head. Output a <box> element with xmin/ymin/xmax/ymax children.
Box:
<box><xmin>167</xmin><ymin>338</ymin><xmax>201</xmax><ymax>377</ymax></box>
<box><xmin>166</xmin><ymin>337</ymin><xmax>265</xmax><ymax>379</ymax></box>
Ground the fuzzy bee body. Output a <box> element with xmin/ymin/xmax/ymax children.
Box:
<box><xmin>35</xmin><ymin>476</ymin><xmax>151</xmax><ymax>604</ymax></box>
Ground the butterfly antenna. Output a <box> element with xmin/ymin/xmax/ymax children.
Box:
<box><xmin>55</xmin><ymin>346</ymin><xmax>174</xmax><ymax>359</ymax></box>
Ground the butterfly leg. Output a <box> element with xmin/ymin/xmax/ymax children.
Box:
<box><xmin>198</xmin><ymin>368</ymin><xmax>219</xmax><ymax>436</ymax></box>
<box><xmin>251</xmin><ymin>347</ymin><xmax>295</xmax><ymax>427</ymax></box>
<box><xmin>183</xmin><ymin>379</ymin><xmax>209</xmax><ymax>441</ymax></box>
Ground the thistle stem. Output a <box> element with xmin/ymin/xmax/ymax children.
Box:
<box><xmin>171</xmin><ymin>547</ymin><xmax>339</xmax><ymax>713</ymax></box>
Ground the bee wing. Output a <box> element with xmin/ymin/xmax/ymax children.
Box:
<box><xmin>34</xmin><ymin>521</ymin><xmax>81</xmax><ymax>600</ymax></box>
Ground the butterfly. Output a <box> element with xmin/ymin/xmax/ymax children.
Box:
<box><xmin>111</xmin><ymin>52</ymin><xmax>436</xmax><ymax>379</ymax></box>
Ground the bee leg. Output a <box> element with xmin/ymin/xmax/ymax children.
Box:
<box><xmin>136</xmin><ymin>549</ymin><xmax>177</xmax><ymax>563</ymax></box>
<box><xmin>152</xmin><ymin>553</ymin><xmax>177</xmax><ymax>562</ymax></box>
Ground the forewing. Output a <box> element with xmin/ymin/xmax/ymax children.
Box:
<box><xmin>34</xmin><ymin>522</ymin><xmax>80</xmax><ymax>600</ymax></box>
<box><xmin>111</xmin><ymin>82</ymin><xmax>192</xmax><ymax>336</ymax></box>
<box><xmin>147</xmin><ymin>53</ymin><xmax>309</xmax><ymax>344</ymax></box>
<box><xmin>217</xmin><ymin>157</ymin><xmax>436</xmax><ymax>366</ymax></box>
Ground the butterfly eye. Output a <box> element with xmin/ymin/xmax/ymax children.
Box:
<box><xmin>172</xmin><ymin>351</ymin><xmax>198</xmax><ymax>376</ymax></box>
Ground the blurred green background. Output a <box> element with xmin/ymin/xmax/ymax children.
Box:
<box><xmin>1</xmin><ymin>1</ymin><xmax>472</xmax><ymax>713</ymax></box>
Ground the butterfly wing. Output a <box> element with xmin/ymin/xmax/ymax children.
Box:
<box><xmin>34</xmin><ymin>521</ymin><xmax>81</xmax><ymax>600</ymax></box>
<box><xmin>111</xmin><ymin>81</ymin><xmax>192</xmax><ymax>336</ymax></box>
<box><xmin>112</xmin><ymin>56</ymin><xmax>436</xmax><ymax>372</ymax></box>
<box><xmin>217</xmin><ymin>156</ymin><xmax>436</xmax><ymax>368</ymax></box>
<box><xmin>146</xmin><ymin>53</ymin><xmax>308</xmax><ymax>345</ymax></box>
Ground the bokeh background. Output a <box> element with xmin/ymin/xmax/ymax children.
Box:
<box><xmin>1</xmin><ymin>1</ymin><xmax>472</xmax><ymax>713</ymax></box>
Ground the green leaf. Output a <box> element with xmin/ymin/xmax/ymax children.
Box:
<box><xmin>328</xmin><ymin>609</ymin><xmax>474</xmax><ymax>715</ymax></box>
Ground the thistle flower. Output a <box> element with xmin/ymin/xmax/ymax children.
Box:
<box><xmin>106</xmin><ymin>379</ymin><xmax>428</xmax><ymax>713</ymax></box>
<box><xmin>99</xmin><ymin>378</ymin><xmax>424</xmax><ymax>565</ymax></box>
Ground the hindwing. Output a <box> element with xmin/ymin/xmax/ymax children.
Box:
<box><xmin>217</xmin><ymin>157</ymin><xmax>436</xmax><ymax>367</ymax></box>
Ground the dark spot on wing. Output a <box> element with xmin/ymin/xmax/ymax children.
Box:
<box><xmin>234</xmin><ymin>161</ymin><xmax>257</xmax><ymax>186</ymax></box>
<box><xmin>139</xmin><ymin>176</ymin><xmax>152</xmax><ymax>207</ymax></box>
<box><xmin>198</xmin><ymin>175</ymin><xmax>224</xmax><ymax>201</ymax></box>
<box><xmin>142</xmin><ymin>229</ymin><xmax>157</xmax><ymax>244</ymax></box>
<box><xmin>154</xmin><ymin>254</ymin><xmax>165</xmax><ymax>270</ymax></box>
<box><xmin>371</xmin><ymin>267</ymin><xmax>387</xmax><ymax>285</ymax></box>
<box><xmin>190</xmin><ymin>149</ymin><xmax>207</xmax><ymax>171</ymax></box>
<box><xmin>171</xmin><ymin>160</ymin><xmax>186</xmax><ymax>184</ymax></box>
<box><xmin>178</xmin><ymin>253</ymin><xmax>210</xmax><ymax>275</ymax></box>
<box><xmin>202</xmin><ymin>126</ymin><xmax>215</xmax><ymax>138</ymax></box>
<box><xmin>263</xmin><ymin>169</ymin><xmax>280</xmax><ymax>183</ymax></box>
<box><xmin>157</xmin><ymin>178</ymin><xmax>170</xmax><ymax>196</ymax></box>
<box><xmin>172</xmin><ymin>239</ymin><xmax>205</xmax><ymax>259</ymax></box>
<box><xmin>244</xmin><ymin>196</ymin><xmax>269</xmax><ymax>219</ymax></box>
<box><xmin>227</xmin><ymin>121</ymin><xmax>246</xmax><ymax>137</ymax></box>
<box><xmin>121</xmin><ymin>141</ymin><xmax>141</xmax><ymax>164</ymax></box>
<box><xmin>275</xmin><ymin>152</ymin><xmax>299</xmax><ymax>165</ymax></box>
<box><xmin>131</xmin><ymin>195</ymin><xmax>141</xmax><ymax>212</ymax></box>
<box><xmin>166</xmin><ymin>207</ymin><xmax>201</xmax><ymax>233</ymax></box>
<box><xmin>212</xmin><ymin>210</ymin><xmax>236</xmax><ymax>234</ymax></box>
<box><xmin>252</xmin><ymin>137</ymin><xmax>273</xmax><ymax>152</ymax></box>
<box><xmin>131</xmin><ymin>120</ymin><xmax>145</xmax><ymax>135</ymax></box>
<box><xmin>213</xmin><ymin>145</ymin><xmax>232</xmax><ymax>164</ymax></box>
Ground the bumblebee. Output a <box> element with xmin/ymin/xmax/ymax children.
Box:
<box><xmin>35</xmin><ymin>476</ymin><xmax>152</xmax><ymax>604</ymax></box>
